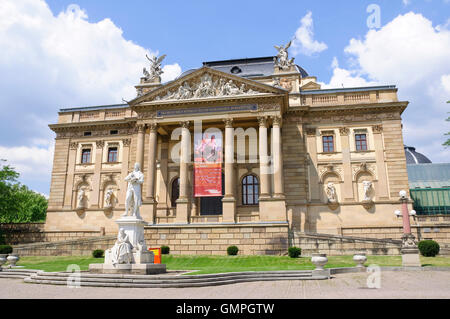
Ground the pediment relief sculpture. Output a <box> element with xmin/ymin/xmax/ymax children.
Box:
<box><xmin>153</xmin><ymin>73</ymin><xmax>266</xmax><ymax>102</ymax></box>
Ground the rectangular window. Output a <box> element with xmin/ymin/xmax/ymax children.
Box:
<box><xmin>83</xmin><ymin>131</ymin><xmax>91</xmax><ymax>136</ymax></box>
<box><xmin>355</xmin><ymin>134</ymin><xmax>368</xmax><ymax>151</ymax></box>
<box><xmin>107</xmin><ymin>147</ymin><xmax>118</xmax><ymax>163</ymax></box>
<box><xmin>81</xmin><ymin>149</ymin><xmax>91</xmax><ymax>163</ymax></box>
<box><xmin>322</xmin><ymin>135</ymin><xmax>334</xmax><ymax>153</ymax></box>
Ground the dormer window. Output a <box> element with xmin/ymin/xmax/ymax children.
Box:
<box><xmin>230</xmin><ymin>66</ymin><xmax>242</xmax><ymax>74</ymax></box>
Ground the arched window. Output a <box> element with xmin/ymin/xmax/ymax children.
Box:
<box><xmin>242</xmin><ymin>175</ymin><xmax>259</xmax><ymax>205</ymax></box>
<box><xmin>171</xmin><ymin>177</ymin><xmax>180</xmax><ymax>207</ymax></box>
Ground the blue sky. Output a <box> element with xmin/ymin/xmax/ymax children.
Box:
<box><xmin>0</xmin><ymin>0</ymin><xmax>449</xmax><ymax>195</ymax></box>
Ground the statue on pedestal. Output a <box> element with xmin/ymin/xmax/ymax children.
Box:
<box><xmin>123</xmin><ymin>163</ymin><xmax>144</xmax><ymax>219</ymax></box>
<box><xmin>362</xmin><ymin>181</ymin><xmax>373</xmax><ymax>201</ymax></box>
<box><xmin>110</xmin><ymin>228</ymin><xmax>133</xmax><ymax>265</ymax></box>
<box><xmin>326</xmin><ymin>182</ymin><xmax>337</xmax><ymax>203</ymax></box>
<box><xmin>104</xmin><ymin>188</ymin><xmax>114</xmax><ymax>209</ymax></box>
<box><xmin>76</xmin><ymin>188</ymin><xmax>86</xmax><ymax>209</ymax></box>
<box><xmin>274</xmin><ymin>41</ymin><xmax>295</xmax><ymax>70</ymax></box>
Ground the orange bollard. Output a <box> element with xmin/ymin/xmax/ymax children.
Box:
<box><xmin>148</xmin><ymin>247</ymin><xmax>161</xmax><ymax>264</ymax></box>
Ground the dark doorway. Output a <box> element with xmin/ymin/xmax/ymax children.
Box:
<box><xmin>200</xmin><ymin>173</ymin><xmax>224</xmax><ymax>215</ymax></box>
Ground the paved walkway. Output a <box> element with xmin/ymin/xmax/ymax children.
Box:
<box><xmin>1</xmin><ymin>271</ymin><xmax>449</xmax><ymax>299</ymax></box>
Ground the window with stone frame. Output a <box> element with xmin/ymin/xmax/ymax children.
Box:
<box><xmin>242</xmin><ymin>174</ymin><xmax>259</xmax><ymax>205</ymax></box>
<box><xmin>322</xmin><ymin>135</ymin><xmax>335</xmax><ymax>153</ymax></box>
<box><xmin>107</xmin><ymin>146</ymin><xmax>118</xmax><ymax>163</ymax></box>
<box><xmin>171</xmin><ymin>177</ymin><xmax>180</xmax><ymax>207</ymax></box>
<box><xmin>355</xmin><ymin>132</ymin><xmax>368</xmax><ymax>151</ymax></box>
<box><xmin>81</xmin><ymin>148</ymin><xmax>91</xmax><ymax>163</ymax></box>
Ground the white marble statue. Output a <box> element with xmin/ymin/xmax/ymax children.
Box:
<box><xmin>274</xmin><ymin>41</ymin><xmax>295</xmax><ymax>70</ymax></box>
<box><xmin>110</xmin><ymin>228</ymin><xmax>133</xmax><ymax>265</ymax></box>
<box><xmin>362</xmin><ymin>181</ymin><xmax>372</xmax><ymax>201</ymax></box>
<box><xmin>104</xmin><ymin>188</ymin><xmax>114</xmax><ymax>208</ymax></box>
<box><xmin>77</xmin><ymin>188</ymin><xmax>85</xmax><ymax>209</ymax></box>
<box><xmin>123</xmin><ymin>163</ymin><xmax>144</xmax><ymax>219</ymax></box>
<box><xmin>326</xmin><ymin>182</ymin><xmax>337</xmax><ymax>203</ymax></box>
<box><xmin>143</xmin><ymin>54</ymin><xmax>166</xmax><ymax>81</ymax></box>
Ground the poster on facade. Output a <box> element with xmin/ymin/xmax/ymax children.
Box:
<box><xmin>194</xmin><ymin>131</ymin><xmax>223</xmax><ymax>197</ymax></box>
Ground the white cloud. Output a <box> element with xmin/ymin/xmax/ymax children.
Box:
<box><xmin>322</xmin><ymin>12</ymin><xmax>450</xmax><ymax>163</ymax></box>
<box><xmin>291</xmin><ymin>11</ymin><xmax>328</xmax><ymax>56</ymax></box>
<box><xmin>162</xmin><ymin>63</ymin><xmax>183</xmax><ymax>83</ymax></box>
<box><xmin>403</xmin><ymin>0</ymin><xmax>411</xmax><ymax>6</ymax></box>
<box><xmin>0</xmin><ymin>0</ymin><xmax>182</xmax><ymax>193</ymax></box>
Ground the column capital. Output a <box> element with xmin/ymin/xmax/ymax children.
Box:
<box><xmin>223</xmin><ymin>118</ymin><xmax>234</xmax><ymax>128</ymax></box>
<box><xmin>257</xmin><ymin>116</ymin><xmax>268</xmax><ymax>127</ymax></box>
<box><xmin>69</xmin><ymin>142</ymin><xmax>78</xmax><ymax>150</ymax></box>
<box><xmin>305</xmin><ymin>127</ymin><xmax>317</xmax><ymax>136</ymax></box>
<box><xmin>137</xmin><ymin>124</ymin><xmax>146</xmax><ymax>133</ymax></box>
<box><xmin>122</xmin><ymin>138</ymin><xmax>131</xmax><ymax>147</ymax></box>
<box><xmin>271</xmin><ymin>115</ymin><xmax>282</xmax><ymax>127</ymax></box>
<box><xmin>148</xmin><ymin>122</ymin><xmax>158</xmax><ymax>132</ymax></box>
<box><xmin>96</xmin><ymin>140</ymin><xmax>105</xmax><ymax>148</ymax></box>
<box><xmin>339</xmin><ymin>127</ymin><xmax>350</xmax><ymax>136</ymax></box>
<box><xmin>372</xmin><ymin>124</ymin><xmax>383</xmax><ymax>134</ymax></box>
<box><xmin>180</xmin><ymin>121</ymin><xmax>190</xmax><ymax>129</ymax></box>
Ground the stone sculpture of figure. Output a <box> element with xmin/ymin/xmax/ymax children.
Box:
<box><xmin>123</xmin><ymin>163</ymin><xmax>144</xmax><ymax>218</ymax></box>
<box><xmin>110</xmin><ymin>228</ymin><xmax>133</xmax><ymax>265</ymax></box>
<box><xmin>104</xmin><ymin>188</ymin><xmax>114</xmax><ymax>208</ymax></box>
<box><xmin>362</xmin><ymin>181</ymin><xmax>372</xmax><ymax>201</ymax></box>
<box><xmin>194</xmin><ymin>74</ymin><xmax>215</xmax><ymax>98</ymax></box>
<box><xmin>143</xmin><ymin>54</ymin><xmax>166</xmax><ymax>82</ymax></box>
<box><xmin>224</xmin><ymin>80</ymin><xmax>240</xmax><ymax>95</ymax></box>
<box><xmin>326</xmin><ymin>182</ymin><xmax>337</xmax><ymax>203</ymax></box>
<box><xmin>274</xmin><ymin>41</ymin><xmax>295</xmax><ymax>70</ymax></box>
<box><xmin>77</xmin><ymin>188</ymin><xmax>85</xmax><ymax>209</ymax></box>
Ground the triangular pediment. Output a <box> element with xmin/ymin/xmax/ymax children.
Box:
<box><xmin>300</xmin><ymin>81</ymin><xmax>321</xmax><ymax>90</ymax></box>
<box><xmin>130</xmin><ymin>67</ymin><xmax>286</xmax><ymax>106</ymax></box>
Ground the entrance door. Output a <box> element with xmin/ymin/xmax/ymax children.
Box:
<box><xmin>200</xmin><ymin>173</ymin><xmax>224</xmax><ymax>215</ymax></box>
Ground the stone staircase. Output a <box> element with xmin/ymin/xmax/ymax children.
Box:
<box><xmin>22</xmin><ymin>270</ymin><xmax>327</xmax><ymax>288</ymax></box>
<box><xmin>290</xmin><ymin>232</ymin><xmax>403</xmax><ymax>255</ymax></box>
<box><xmin>0</xmin><ymin>268</ymin><xmax>40</xmax><ymax>279</ymax></box>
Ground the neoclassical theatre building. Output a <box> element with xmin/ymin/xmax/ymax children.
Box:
<box><xmin>45</xmin><ymin>49</ymin><xmax>411</xmax><ymax>255</ymax></box>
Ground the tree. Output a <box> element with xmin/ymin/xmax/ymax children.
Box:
<box><xmin>0</xmin><ymin>159</ymin><xmax>47</xmax><ymax>223</ymax></box>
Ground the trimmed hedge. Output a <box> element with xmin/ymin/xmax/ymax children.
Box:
<box><xmin>418</xmin><ymin>240</ymin><xmax>440</xmax><ymax>257</ymax></box>
<box><xmin>0</xmin><ymin>245</ymin><xmax>13</xmax><ymax>254</ymax></box>
<box><xmin>92</xmin><ymin>249</ymin><xmax>104</xmax><ymax>258</ymax></box>
<box><xmin>288</xmin><ymin>247</ymin><xmax>302</xmax><ymax>258</ymax></box>
<box><xmin>227</xmin><ymin>245</ymin><xmax>239</xmax><ymax>256</ymax></box>
<box><xmin>161</xmin><ymin>246</ymin><xmax>170</xmax><ymax>254</ymax></box>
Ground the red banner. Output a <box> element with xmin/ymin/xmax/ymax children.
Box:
<box><xmin>194</xmin><ymin>163</ymin><xmax>222</xmax><ymax>197</ymax></box>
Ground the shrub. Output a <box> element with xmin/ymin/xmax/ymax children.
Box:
<box><xmin>0</xmin><ymin>245</ymin><xmax>13</xmax><ymax>254</ymax></box>
<box><xmin>161</xmin><ymin>246</ymin><xmax>170</xmax><ymax>254</ymax></box>
<box><xmin>227</xmin><ymin>245</ymin><xmax>239</xmax><ymax>256</ymax></box>
<box><xmin>0</xmin><ymin>230</ymin><xmax>5</xmax><ymax>245</ymax></box>
<box><xmin>288</xmin><ymin>247</ymin><xmax>302</xmax><ymax>258</ymax></box>
<box><xmin>92</xmin><ymin>249</ymin><xmax>104</xmax><ymax>258</ymax></box>
<box><xmin>418</xmin><ymin>240</ymin><xmax>440</xmax><ymax>257</ymax></box>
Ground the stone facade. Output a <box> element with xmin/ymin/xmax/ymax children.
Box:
<box><xmin>40</xmin><ymin>56</ymin><xmax>419</xmax><ymax>255</ymax></box>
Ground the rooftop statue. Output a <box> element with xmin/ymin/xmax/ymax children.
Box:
<box><xmin>143</xmin><ymin>54</ymin><xmax>166</xmax><ymax>82</ymax></box>
<box><xmin>274</xmin><ymin>41</ymin><xmax>295</xmax><ymax>70</ymax></box>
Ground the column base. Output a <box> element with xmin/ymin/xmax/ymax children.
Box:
<box><xmin>259</xmin><ymin>197</ymin><xmax>287</xmax><ymax>222</ymax></box>
<box><xmin>222</xmin><ymin>197</ymin><xmax>236</xmax><ymax>223</ymax></box>
<box><xmin>175</xmin><ymin>198</ymin><xmax>190</xmax><ymax>224</ymax></box>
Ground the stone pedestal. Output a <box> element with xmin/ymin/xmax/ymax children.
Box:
<box><xmin>401</xmin><ymin>234</ymin><xmax>421</xmax><ymax>267</ymax></box>
<box><xmin>89</xmin><ymin>216</ymin><xmax>166</xmax><ymax>275</ymax></box>
<box><xmin>222</xmin><ymin>197</ymin><xmax>236</xmax><ymax>223</ymax></box>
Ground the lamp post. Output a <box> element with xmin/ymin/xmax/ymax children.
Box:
<box><xmin>396</xmin><ymin>190</ymin><xmax>421</xmax><ymax>267</ymax></box>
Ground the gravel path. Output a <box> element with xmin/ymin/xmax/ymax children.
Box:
<box><xmin>1</xmin><ymin>271</ymin><xmax>449</xmax><ymax>299</ymax></box>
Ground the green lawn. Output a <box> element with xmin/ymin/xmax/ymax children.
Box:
<box><xmin>13</xmin><ymin>254</ymin><xmax>450</xmax><ymax>275</ymax></box>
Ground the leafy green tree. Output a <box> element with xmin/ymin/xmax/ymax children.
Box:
<box><xmin>0</xmin><ymin>159</ymin><xmax>47</xmax><ymax>223</ymax></box>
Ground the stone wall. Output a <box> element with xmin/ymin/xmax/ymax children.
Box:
<box><xmin>13</xmin><ymin>223</ymin><xmax>290</xmax><ymax>256</ymax></box>
<box><xmin>0</xmin><ymin>223</ymin><xmax>102</xmax><ymax>245</ymax></box>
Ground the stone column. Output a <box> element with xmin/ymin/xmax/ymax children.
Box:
<box><xmin>306</xmin><ymin>128</ymin><xmax>320</xmax><ymax>201</ymax></box>
<box><xmin>258</xmin><ymin>116</ymin><xmax>270</xmax><ymax>198</ymax></box>
<box><xmin>64</xmin><ymin>142</ymin><xmax>78</xmax><ymax>209</ymax></box>
<box><xmin>157</xmin><ymin>136</ymin><xmax>169</xmax><ymax>213</ymax></box>
<box><xmin>175</xmin><ymin>121</ymin><xmax>191</xmax><ymax>223</ymax></box>
<box><xmin>372</xmin><ymin>125</ymin><xmax>389</xmax><ymax>199</ymax></box>
<box><xmin>136</xmin><ymin>124</ymin><xmax>146</xmax><ymax>168</ymax></box>
<box><xmin>119</xmin><ymin>138</ymin><xmax>131</xmax><ymax>207</ymax></box>
<box><xmin>222</xmin><ymin>118</ymin><xmax>236</xmax><ymax>222</ymax></box>
<box><xmin>400</xmin><ymin>190</ymin><xmax>421</xmax><ymax>267</ymax></box>
<box><xmin>146</xmin><ymin>123</ymin><xmax>158</xmax><ymax>200</ymax></box>
<box><xmin>339</xmin><ymin>127</ymin><xmax>354</xmax><ymax>201</ymax></box>
<box><xmin>90</xmin><ymin>140</ymin><xmax>104</xmax><ymax>208</ymax></box>
<box><xmin>272</xmin><ymin>116</ymin><xmax>284</xmax><ymax>198</ymax></box>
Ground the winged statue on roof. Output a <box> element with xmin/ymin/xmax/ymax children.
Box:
<box><xmin>143</xmin><ymin>54</ymin><xmax>166</xmax><ymax>82</ymax></box>
<box><xmin>274</xmin><ymin>41</ymin><xmax>295</xmax><ymax>70</ymax></box>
